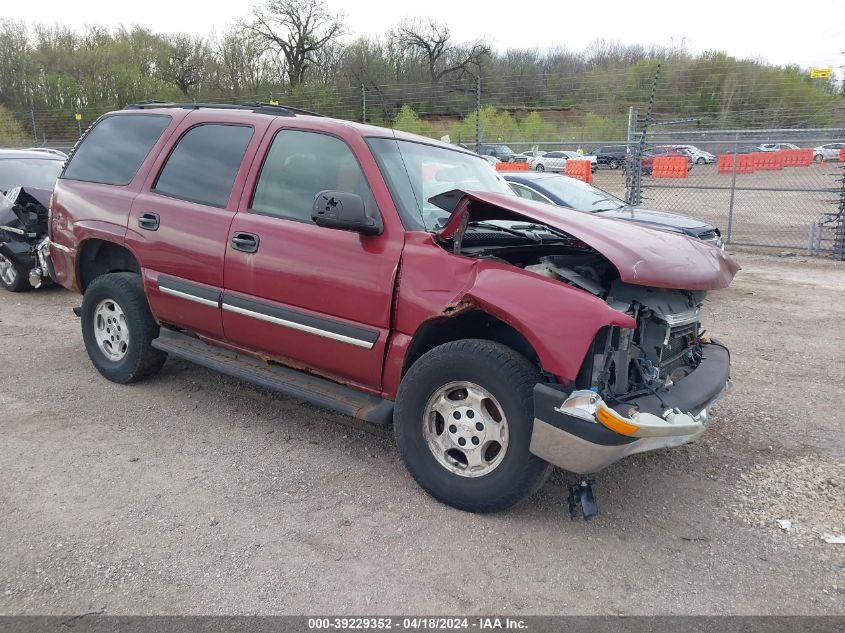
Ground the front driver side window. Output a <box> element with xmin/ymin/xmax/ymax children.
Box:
<box><xmin>251</xmin><ymin>129</ymin><xmax>377</xmax><ymax>223</ymax></box>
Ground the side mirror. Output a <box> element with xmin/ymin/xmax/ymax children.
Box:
<box><xmin>311</xmin><ymin>190</ymin><xmax>380</xmax><ymax>236</ymax></box>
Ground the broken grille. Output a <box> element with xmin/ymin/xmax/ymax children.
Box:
<box><xmin>660</xmin><ymin>321</ymin><xmax>698</xmax><ymax>374</ymax></box>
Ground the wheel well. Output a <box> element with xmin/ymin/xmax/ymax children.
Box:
<box><xmin>403</xmin><ymin>310</ymin><xmax>540</xmax><ymax>376</ymax></box>
<box><xmin>78</xmin><ymin>240</ymin><xmax>141</xmax><ymax>291</ymax></box>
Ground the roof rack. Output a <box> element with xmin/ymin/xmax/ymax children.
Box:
<box><xmin>123</xmin><ymin>100</ymin><xmax>324</xmax><ymax>118</ymax></box>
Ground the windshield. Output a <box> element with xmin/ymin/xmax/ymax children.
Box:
<box><xmin>538</xmin><ymin>176</ymin><xmax>626</xmax><ymax>212</ymax></box>
<box><xmin>368</xmin><ymin>137</ymin><xmax>515</xmax><ymax>231</ymax></box>
<box><xmin>0</xmin><ymin>158</ymin><xmax>63</xmax><ymax>192</ymax></box>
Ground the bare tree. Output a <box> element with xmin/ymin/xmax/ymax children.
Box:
<box><xmin>394</xmin><ymin>19</ymin><xmax>489</xmax><ymax>84</ymax></box>
<box><xmin>249</xmin><ymin>0</ymin><xmax>344</xmax><ymax>87</ymax></box>
<box><xmin>157</xmin><ymin>34</ymin><xmax>210</xmax><ymax>96</ymax></box>
<box><xmin>214</xmin><ymin>26</ymin><xmax>273</xmax><ymax>95</ymax></box>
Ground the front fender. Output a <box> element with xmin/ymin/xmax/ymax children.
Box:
<box><xmin>464</xmin><ymin>264</ymin><xmax>635</xmax><ymax>382</ymax></box>
<box><xmin>388</xmin><ymin>235</ymin><xmax>635</xmax><ymax>391</ymax></box>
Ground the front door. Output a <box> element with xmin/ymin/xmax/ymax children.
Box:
<box><xmin>222</xmin><ymin>127</ymin><xmax>403</xmax><ymax>390</ymax></box>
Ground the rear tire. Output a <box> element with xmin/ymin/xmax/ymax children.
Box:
<box><xmin>608</xmin><ymin>158</ymin><xmax>620</xmax><ymax>169</ymax></box>
<box><xmin>394</xmin><ymin>339</ymin><xmax>552</xmax><ymax>513</ymax></box>
<box><xmin>0</xmin><ymin>253</ymin><xmax>30</xmax><ymax>292</ymax></box>
<box><xmin>81</xmin><ymin>272</ymin><xmax>167</xmax><ymax>384</ymax></box>
<box><xmin>696</xmin><ymin>157</ymin><xmax>705</xmax><ymax>165</ymax></box>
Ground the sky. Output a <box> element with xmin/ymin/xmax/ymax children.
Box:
<box><xmin>9</xmin><ymin>0</ymin><xmax>845</xmax><ymax>75</ymax></box>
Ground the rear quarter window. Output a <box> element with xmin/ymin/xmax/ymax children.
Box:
<box><xmin>62</xmin><ymin>115</ymin><xmax>171</xmax><ymax>186</ymax></box>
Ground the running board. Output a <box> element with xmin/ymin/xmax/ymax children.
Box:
<box><xmin>152</xmin><ymin>328</ymin><xmax>393</xmax><ymax>425</ymax></box>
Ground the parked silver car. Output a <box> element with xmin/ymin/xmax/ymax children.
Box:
<box><xmin>664</xmin><ymin>144</ymin><xmax>715</xmax><ymax>165</ymax></box>
<box><xmin>529</xmin><ymin>150</ymin><xmax>597</xmax><ymax>173</ymax></box>
<box><xmin>758</xmin><ymin>143</ymin><xmax>799</xmax><ymax>152</ymax></box>
<box><xmin>812</xmin><ymin>142</ymin><xmax>844</xmax><ymax>162</ymax></box>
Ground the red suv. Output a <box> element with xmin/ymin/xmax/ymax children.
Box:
<box><xmin>47</xmin><ymin>103</ymin><xmax>738</xmax><ymax>514</ymax></box>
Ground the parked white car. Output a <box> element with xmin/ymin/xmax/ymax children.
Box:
<box><xmin>529</xmin><ymin>150</ymin><xmax>597</xmax><ymax>173</ymax></box>
<box><xmin>666</xmin><ymin>144</ymin><xmax>716</xmax><ymax>165</ymax></box>
<box><xmin>812</xmin><ymin>142</ymin><xmax>844</xmax><ymax>162</ymax></box>
<box><xmin>759</xmin><ymin>143</ymin><xmax>799</xmax><ymax>152</ymax></box>
<box><xmin>518</xmin><ymin>150</ymin><xmax>546</xmax><ymax>160</ymax></box>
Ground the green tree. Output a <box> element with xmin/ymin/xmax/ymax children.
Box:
<box><xmin>519</xmin><ymin>111</ymin><xmax>554</xmax><ymax>141</ymax></box>
<box><xmin>0</xmin><ymin>105</ymin><xmax>28</xmax><ymax>147</ymax></box>
<box><xmin>392</xmin><ymin>104</ymin><xmax>431</xmax><ymax>136</ymax></box>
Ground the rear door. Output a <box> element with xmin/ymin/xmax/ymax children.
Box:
<box><xmin>126</xmin><ymin>112</ymin><xmax>269</xmax><ymax>338</ymax></box>
<box><xmin>221</xmin><ymin>124</ymin><xmax>404</xmax><ymax>390</ymax></box>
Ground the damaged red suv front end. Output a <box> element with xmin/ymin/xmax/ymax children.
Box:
<box><xmin>423</xmin><ymin>189</ymin><xmax>739</xmax><ymax>475</ymax></box>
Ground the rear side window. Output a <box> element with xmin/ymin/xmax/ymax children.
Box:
<box><xmin>63</xmin><ymin>115</ymin><xmax>171</xmax><ymax>185</ymax></box>
<box><xmin>250</xmin><ymin>129</ymin><xmax>375</xmax><ymax>223</ymax></box>
<box><xmin>154</xmin><ymin>124</ymin><xmax>253</xmax><ymax>208</ymax></box>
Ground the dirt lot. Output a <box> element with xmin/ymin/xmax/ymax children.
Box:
<box><xmin>0</xmin><ymin>252</ymin><xmax>843</xmax><ymax>615</ymax></box>
<box><xmin>591</xmin><ymin>162</ymin><xmax>843</xmax><ymax>252</ymax></box>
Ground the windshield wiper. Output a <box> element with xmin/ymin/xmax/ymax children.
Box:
<box><xmin>468</xmin><ymin>221</ymin><xmax>542</xmax><ymax>242</ymax></box>
<box><xmin>508</xmin><ymin>223</ymin><xmax>578</xmax><ymax>242</ymax></box>
<box><xmin>591</xmin><ymin>197</ymin><xmax>621</xmax><ymax>206</ymax></box>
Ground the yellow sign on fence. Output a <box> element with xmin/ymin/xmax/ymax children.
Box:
<box><xmin>809</xmin><ymin>67</ymin><xmax>833</xmax><ymax>79</ymax></box>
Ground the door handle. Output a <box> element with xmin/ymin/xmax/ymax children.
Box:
<box><xmin>138</xmin><ymin>212</ymin><xmax>160</xmax><ymax>231</ymax></box>
<box><xmin>231</xmin><ymin>232</ymin><xmax>259</xmax><ymax>253</ymax></box>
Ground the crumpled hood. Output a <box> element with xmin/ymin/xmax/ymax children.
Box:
<box><xmin>432</xmin><ymin>189</ymin><xmax>739</xmax><ymax>290</ymax></box>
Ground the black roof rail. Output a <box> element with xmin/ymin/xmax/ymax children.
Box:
<box><xmin>123</xmin><ymin>100</ymin><xmax>324</xmax><ymax>118</ymax></box>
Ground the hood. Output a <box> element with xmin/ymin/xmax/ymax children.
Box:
<box><xmin>431</xmin><ymin>189</ymin><xmax>739</xmax><ymax>291</ymax></box>
<box><xmin>594</xmin><ymin>206</ymin><xmax>711</xmax><ymax>232</ymax></box>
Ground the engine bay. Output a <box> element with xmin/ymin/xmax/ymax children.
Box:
<box><xmin>454</xmin><ymin>230</ymin><xmax>708</xmax><ymax>403</ymax></box>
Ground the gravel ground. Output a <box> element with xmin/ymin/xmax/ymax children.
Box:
<box><xmin>0</xmin><ymin>252</ymin><xmax>843</xmax><ymax>615</ymax></box>
<box><xmin>591</xmin><ymin>163</ymin><xmax>842</xmax><ymax>252</ymax></box>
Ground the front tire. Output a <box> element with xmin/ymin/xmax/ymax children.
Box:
<box><xmin>0</xmin><ymin>253</ymin><xmax>30</xmax><ymax>292</ymax></box>
<box><xmin>534</xmin><ymin>163</ymin><xmax>545</xmax><ymax>172</ymax></box>
<box><xmin>81</xmin><ymin>272</ymin><xmax>167</xmax><ymax>384</ymax></box>
<box><xmin>696</xmin><ymin>157</ymin><xmax>706</xmax><ymax>165</ymax></box>
<box><xmin>608</xmin><ymin>158</ymin><xmax>620</xmax><ymax>169</ymax></box>
<box><xmin>394</xmin><ymin>340</ymin><xmax>552</xmax><ymax>513</ymax></box>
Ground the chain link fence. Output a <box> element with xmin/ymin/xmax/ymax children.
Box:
<box><xmin>4</xmin><ymin>81</ymin><xmax>844</xmax><ymax>259</ymax></box>
<box><xmin>627</xmin><ymin>129</ymin><xmax>845</xmax><ymax>257</ymax></box>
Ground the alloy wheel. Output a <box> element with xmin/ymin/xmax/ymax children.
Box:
<box><xmin>422</xmin><ymin>381</ymin><xmax>509</xmax><ymax>478</ymax></box>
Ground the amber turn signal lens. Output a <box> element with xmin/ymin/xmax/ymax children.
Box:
<box><xmin>595</xmin><ymin>406</ymin><xmax>639</xmax><ymax>436</ymax></box>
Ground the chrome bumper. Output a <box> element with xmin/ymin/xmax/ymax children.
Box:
<box><xmin>530</xmin><ymin>343</ymin><xmax>731</xmax><ymax>474</ymax></box>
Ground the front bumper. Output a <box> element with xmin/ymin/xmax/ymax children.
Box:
<box><xmin>529</xmin><ymin>343</ymin><xmax>731</xmax><ymax>474</ymax></box>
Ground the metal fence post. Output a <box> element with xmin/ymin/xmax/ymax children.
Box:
<box><xmin>361</xmin><ymin>84</ymin><xmax>366</xmax><ymax>124</ymax></box>
<box><xmin>626</xmin><ymin>64</ymin><xmax>659</xmax><ymax>206</ymax></box>
<box><xmin>30</xmin><ymin>107</ymin><xmax>38</xmax><ymax>143</ymax></box>
<box><xmin>726</xmin><ymin>133</ymin><xmax>739</xmax><ymax>244</ymax></box>
<box><xmin>835</xmin><ymin>163</ymin><xmax>845</xmax><ymax>261</ymax></box>
<box><xmin>475</xmin><ymin>76</ymin><xmax>481</xmax><ymax>154</ymax></box>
